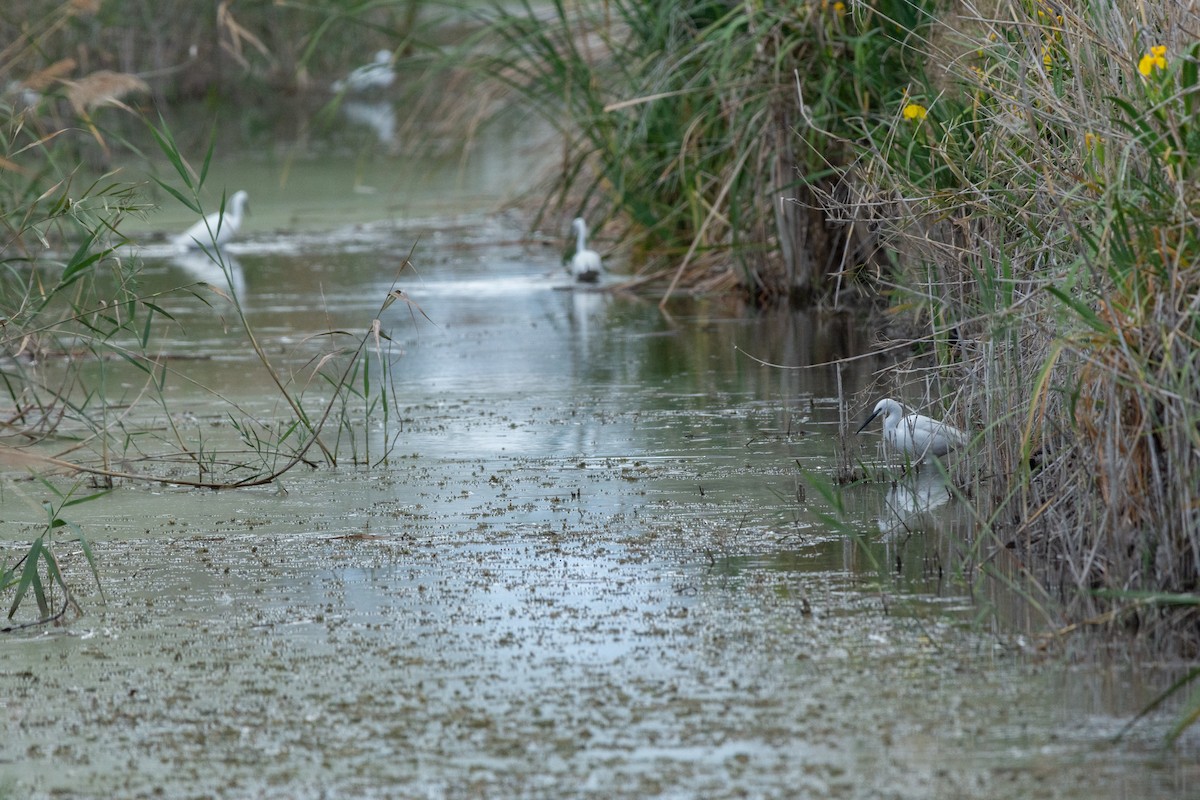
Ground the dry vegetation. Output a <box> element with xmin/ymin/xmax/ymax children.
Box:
<box><xmin>830</xmin><ymin>1</ymin><xmax>1200</xmax><ymax>664</ymax></box>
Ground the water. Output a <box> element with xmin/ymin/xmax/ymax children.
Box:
<box><xmin>2</xmin><ymin>137</ymin><xmax>1198</xmax><ymax>798</ymax></box>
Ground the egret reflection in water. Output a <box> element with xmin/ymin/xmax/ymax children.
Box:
<box><xmin>878</xmin><ymin>467</ymin><xmax>955</xmax><ymax>537</ymax></box>
<box><xmin>340</xmin><ymin>100</ymin><xmax>397</xmax><ymax>148</ymax></box>
<box><xmin>170</xmin><ymin>249</ymin><xmax>245</xmax><ymax>302</ymax></box>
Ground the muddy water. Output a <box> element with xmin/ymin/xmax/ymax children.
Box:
<box><xmin>3</xmin><ymin>212</ymin><xmax>1198</xmax><ymax>798</ymax></box>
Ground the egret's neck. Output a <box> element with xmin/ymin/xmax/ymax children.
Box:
<box><xmin>575</xmin><ymin>224</ymin><xmax>588</xmax><ymax>252</ymax></box>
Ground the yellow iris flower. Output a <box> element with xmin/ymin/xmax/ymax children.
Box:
<box><xmin>1138</xmin><ymin>45</ymin><xmax>1167</xmax><ymax>77</ymax></box>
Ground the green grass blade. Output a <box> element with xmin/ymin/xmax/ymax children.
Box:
<box><xmin>148</xmin><ymin>114</ymin><xmax>196</xmax><ymax>191</ymax></box>
<box><xmin>9</xmin><ymin>537</ymin><xmax>45</xmax><ymax>619</ymax></box>
<box><xmin>150</xmin><ymin>175</ymin><xmax>201</xmax><ymax>215</ymax></box>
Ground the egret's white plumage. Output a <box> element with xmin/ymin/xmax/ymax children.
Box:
<box><xmin>856</xmin><ymin>398</ymin><xmax>966</xmax><ymax>463</ymax></box>
<box><xmin>569</xmin><ymin>217</ymin><xmax>601</xmax><ymax>283</ymax></box>
<box><xmin>332</xmin><ymin>50</ymin><xmax>395</xmax><ymax>93</ymax></box>
<box><xmin>175</xmin><ymin>190</ymin><xmax>249</xmax><ymax>252</ymax></box>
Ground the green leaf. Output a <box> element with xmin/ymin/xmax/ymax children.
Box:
<box><xmin>150</xmin><ymin>175</ymin><xmax>201</xmax><ymax>215</ymax></box>
<box><xmin>9</xmin><ymin>537</ymin><xmax>44</xmax><ymax>619</ymax></box>
<box><xmin>62</xmin><ymin>489</ymin><xmax>111</xmax><ymax>508</ymax></box>
<box><xmin>143</xmin><ymin>301</ymin><xmax>177</xmax><ymax>322</ymax></box>
<box><xmin>58</xmin><ymin>228</ymin><xmax>110</xmax><ymax>287</ymax></box>
<box><xmin>117</xmin><ymin>350</ymin><xmax>154</xmax><ymax>376</ymax></box>
<box><xmin>1045</xmin><ymin>286</ymin><xmax>1114</xmax><ymax>337</ymax></box>
<box><xmin>141</xmin><ymin>304</ymin><xmax>154</xmax><ymax>348</ymax></box>
<box><xmin>1117</xmin><ymin>665</ymin><xmax>1200</xmax><ymax>744</ymax></box>
<box><xmin>199</xmin><ymin>126</ymin><xmax>216</xmax><ymax>188</ymax></box>
<box><xmin>1165</xmin><ymin>683</ymin><xmax>1200</xmax><ymax>746</ymax></box>
<box><xmin>76</xmin><ymin>530</ymin><xmax>105</xmax><ymax>601</ymax></box>
<box><xmin>148</xmin><ymin>114</ymin><xmax>195</xmax><ymax>190</ymax></box>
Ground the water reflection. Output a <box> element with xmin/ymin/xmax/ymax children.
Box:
<box><xmin>340</xmin><ymin>100</ymin><xmax>397</xmax><ymax>150</ymax></box>
<box><xmin>878</xmin><ymin>468</ymin><xmax>955</xmax><ymax>538</ymax></box>
<box><xmin>170</xmin><ymin>249</ymin><xmax>246</xmax><ymax>302</ymax></box>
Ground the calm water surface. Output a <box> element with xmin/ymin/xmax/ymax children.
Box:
<box><xmin>2</xmin><ymin>144</ymin><xmax>1197</xmax><ymax>798</ymax></box>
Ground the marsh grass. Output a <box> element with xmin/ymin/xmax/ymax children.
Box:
<box><xmin>1</xmin><ymin>19</ymin><xmax>416</xmax><ymax>626</ymax></box>
<box><xmin>0</xmin><ymin>482</ymin><xmax>104</xmax><ymax>632</ymax></box>
<box><xmin>829</xmin><ymin>0</ymin><xmax>1200</xmax><ymax>681</ymax></box>
<box><xmin>474</xmin><ymin>0</ymin><xmax>935</xmax><ymax>303</ymax></box>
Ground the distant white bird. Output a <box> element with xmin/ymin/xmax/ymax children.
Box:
<box><xmin>332</xmin><ymin>50</ymin><xmax>395</xmax><ymax>93</ymax></box>
<box><xmin>568</xmin><ymin>217</ymin><xmax>602</xmax><ymax>283</ymax></box>
<box><xmin>856</xmin><ymin>398</ymin><xmax>967</xmax><ymax>463</ymax></box>
<box><xmin>175</xmin><ymin>190</ymin><xmax>249</xmax><ymax>252</ymax></box>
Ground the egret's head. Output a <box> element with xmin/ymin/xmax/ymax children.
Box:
<box><xmin>855</xmin><ymin>398</ymin><xmax>902</xmax><ymax>434</ymax></box>
<box><xmin>229</xmin><ymin>190</ymin><xmax>249</xmax><ymax>214</ymax></box>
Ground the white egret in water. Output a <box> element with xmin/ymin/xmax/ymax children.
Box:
<box><xmin>568</xmin><ymin>217</ymin><xmax>602</xmax><ymax>283</ymax></box>
<box><xmin>332</xmin><ymin>50</ymin><xmax>395</xmax><ymax>93</ymax></box>
<box><xmin>856</xmin><ymin>398</ymin><xmax>966</xmax><ymax>463</ymax></box>
<box><xmin>174</xmin><ymin>191</ymin><xmax>249</xmax><ymax>252</ymax></box>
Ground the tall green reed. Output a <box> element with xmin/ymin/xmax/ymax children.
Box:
<box><xmin>475</xmin><ymin>0</ymin><xmax>935</xmax><ymax>302</ymax></box>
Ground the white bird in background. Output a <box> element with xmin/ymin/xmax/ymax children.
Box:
<box><xmin>855</xmin><ymin>398</ymin><xmax>967</xmax><ymax>463</ymax></box>
<box><xmin>175</xmin><ymin>190</ymin><xmax>250</xmax><ymax>252</ymax></box>
<box><xmin>568</xmin><ymin>217</ymin><xmax>602</xmax><ymax>283</ymax></box>
<box><xmin>332</xmin><ymin>50</ymin><xmax>396</xmax><ymax>93</ymax></box>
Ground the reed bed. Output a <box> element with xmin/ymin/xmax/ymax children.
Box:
<box><xmin>844</xmin><ymin>0</ymin><xmax>1200</xmax><ymax>662</ymax></box>
<box><xmin>474</xmin><ymin>0</ymin><xmax>934</xmax><ymax>303</ymax></box>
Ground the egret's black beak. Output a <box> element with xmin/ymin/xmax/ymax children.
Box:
<box><xmin>855</xmin><ymin>408</ymin><xmax>880</xmax><ymax>435</ymax></box>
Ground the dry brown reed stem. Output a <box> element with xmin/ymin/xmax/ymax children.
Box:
<box><xmin>63</xmin><ymin>70</ymin><xmax>149</xmax><ymax>116</ymax></box>
<box><xmin>17</xmin><ymin>58</ymin><xmax>76</xmax><ymax>93</ymax></box>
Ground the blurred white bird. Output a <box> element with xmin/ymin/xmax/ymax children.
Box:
<box><xmin>332</xmin><ymin>50</ymin><xmax>395</xmax><ymax>93</ymax></box>
<box><xmin>175</xmin><ymin>190</ymin><xmax>249</xmax><ymax>252</ymax></box>
<box><xmin>568</xmin><ymin>217</ymin><xmax>602</xmax><ymax>283</ymax></box>
<box><xmin>171</xmin><ymin>250</ymin><xmax>246</xmax><ymax>300</ymax></box>
<box><xmin>856</xmin><ymin>398</ymin><xmax>966</xmax><ymax>463</ymax></box>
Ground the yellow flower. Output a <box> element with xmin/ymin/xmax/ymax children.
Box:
<box><xmin>1084</xmin><ymin>131</ymin><xmax>1102</xmax><ymax>150</ymax></box>
<box><xmin>1138</xmin><ymin>45</ymin><xmax>1167</xmax><ymax>77</ymax></box>
<box><xmin>833</xmin><ymin>1</ymin><xmax>845</xmax><ymax>11</ymax></box>
<box><xmin>902</xmin><ymin>103</ymin><xmax>928</xmax><ymax>121</ymax></box>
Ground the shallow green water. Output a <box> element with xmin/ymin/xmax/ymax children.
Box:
<box><xmin>2</xmin><ymin>142</ymin><xmax>1198</xmax><ymax>798</ymax></box>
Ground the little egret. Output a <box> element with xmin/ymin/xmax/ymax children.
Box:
<box><xmin>568</xmin><ymin>217</ymin><xmax>602</xmax><ymax>283</ymax></box>
<box><xmin>175</xmin><ymin>191</ymin><xmax>249</xmax><ymax>252</ymax></box>
<box><xmin>855</xmin><ymin>398</ymin><xmax>966</xmax><ymax>463</ymax></box>
<box><xmin>332</xmin><ymin>50</ymin><xmax>395</xmax><ymax>93</ymax></box>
